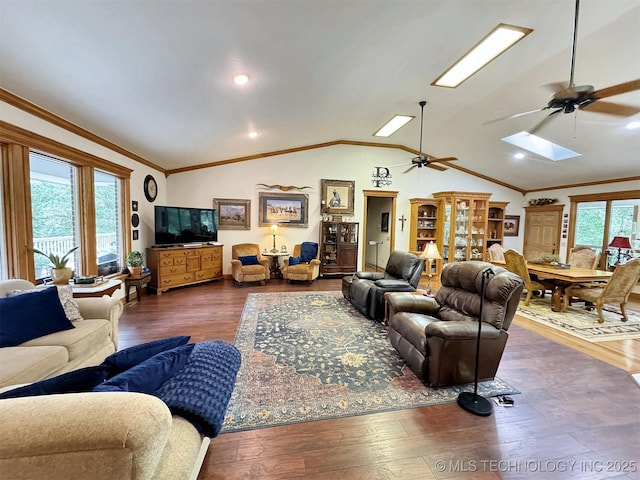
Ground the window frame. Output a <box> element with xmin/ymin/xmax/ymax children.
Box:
<box><xmin>1</xmin><ymin>122</ymin><xmax>132</xmax><ymax>281</ymax></box>
<box><xmin>568</xmin><ymin>190</ymin><xmax>639</xmax><ymax>269</ymax></box>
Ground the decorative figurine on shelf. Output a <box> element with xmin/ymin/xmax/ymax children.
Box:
<box><xmin>281</xmin><ymin>245</ymin><xmax>287</xmax><ymax>253</ymax></box>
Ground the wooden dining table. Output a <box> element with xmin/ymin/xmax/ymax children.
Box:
<box><xmin>492</xmin><ymin>260</ymin><xmax>612</xmax><ymax>312</ymax></box>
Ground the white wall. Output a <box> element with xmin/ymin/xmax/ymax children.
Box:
<box><xmin>4</xmin><ymin>99</ymin><xmax>637</xmax><ymax>276</ymax></box>
<box><xmin>167</xmin><ymin>144</ymin><xmax>525</xmax><ymax>274</ymax></box>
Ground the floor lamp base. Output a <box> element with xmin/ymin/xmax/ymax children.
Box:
<box><xmin>457</xmin><ymin>391</ymin><xmax>493</xmax><ymax>417</ymax></box>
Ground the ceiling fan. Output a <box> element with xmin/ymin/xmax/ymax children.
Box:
<box><xmin>488</xmin><ymin>0</ymin><xmax>640</xmax><ymax>134</ymax></box>
<box><xmin>388</xmin><ymin>101</ymin><xmax>457</xmax><ymax>173</ymax></box>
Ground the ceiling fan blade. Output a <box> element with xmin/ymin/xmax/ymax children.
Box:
<box><xmin>426</xmin><ymin>163</ymin><xmax>447</xmax><ymax>172</ymax></box>
<box><xmin>543</xmin><ymin>82</ymin><xmax>569</xmax><ymax>94</ymax></box>
<box><xmin>528</xmin><ymin>108</ymin><xmax>563</xmax><ymax>135</ymax></box>
<box><xmin>386</xmin><ymin>162</ymin><xmax>412</xmax><ymax>168</ymax></box>
<box><xmin>484</xmin><ymin>108</ymin><xmax>546</xmax><ymax>125</ymax></box>
<box><xmin>593</xmin><ymin>79</ymin><xmax>640</xmax><ymax>99</ymax></box>
<box><xmin>581</xmin><ymin>100</ymin><xmax>640</xmax><ymax>117</ymax></box>
<box><xmin>428</xmin><ymin>156</ymin><xmax>458</xmax><ymax>163</ymax></box>
<box><xmin>402</xmin><ymin>164</ymin><xmax>417</xmax><ymax>174</ymax></box>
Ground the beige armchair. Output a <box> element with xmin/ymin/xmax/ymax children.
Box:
<box><xmin>504</xmin><ymin>249</ymin><xmax>555</xmax><ymax>305</ymax></box>
<box><xmin>563</xmin><ymin>258</ymin><xmax>640</xmax><ymax>323</ymax></box>
<box><xmin>282</xmin><ymin>243</ymin><xmax>320</xmax><ymax>284</ymax></box>
<box><xmin>230</xmin><ymin>243</ymin><xmax>270</xmax><ymax>286</ymax></box>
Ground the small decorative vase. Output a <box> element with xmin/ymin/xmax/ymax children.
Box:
<box><xmin>51</xmin><ymin>268</ymin><xmax>72</xmax><ymax>285</ymax></box>
<box><xmin>129</xmin><ymin>266</ymin><xmax>142</xmax><ymax>278</ymax></box>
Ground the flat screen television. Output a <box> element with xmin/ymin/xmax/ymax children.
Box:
<box><xmin>154</xmin><ymin>205</ymin><xmax>218</xmax><ymax>246</ymax></box>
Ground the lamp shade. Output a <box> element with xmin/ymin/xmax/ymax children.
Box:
<box><xmin>609</xmin><ymin>236</ymin><xmax>631</xmax><ymax>249</ymax></box>
<box><xmin>421</xmin><ymin>242</ymin><xmax>442</xmax><ymax>261</ymax></box>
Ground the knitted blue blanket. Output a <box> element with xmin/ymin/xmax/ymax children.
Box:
<box><xmin>154</xmin><ymin>340</ymin><xmax>241</xmax><ymax>437</ymax></box>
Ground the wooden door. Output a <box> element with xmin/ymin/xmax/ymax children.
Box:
<box><xmin>523</xmin><ymin>205</ymin><xmax>563</xmax><ymax>260</ymax></box>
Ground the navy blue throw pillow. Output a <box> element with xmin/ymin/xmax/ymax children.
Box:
<box><xmin>94</xmin><ymin>344</ymin><xmax>195</xmax><ymax>394</ymax></box>
<box><xmin>0</xmin><ymin>287</ymin><xmax>75</xmax><ymax>347</ymax></box>
<box><xmin>288</xmin><ymin>256</ymin><xmax>301</xmax><ymax>266</ymax></box>
<box><xmin>103</xmin><ymin>336</ymin><xmax>191</xmax><ymax>372</ymax></box>
<box><xmin>238</xmin><ymin>255</ymin><xmax>259</xmax><ymax>266</ymax></box>
<box><xmin>300</xmin><ymin>242</ymin><xmax>318</xmax><ymax>263</ymax></box>
<box><xmin>0</xmin><ymin>365</ymin><xmax>114</xmax><ymax>399</ymax></box>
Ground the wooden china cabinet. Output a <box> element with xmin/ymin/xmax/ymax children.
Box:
<box><xmin>433</xmin><ymin>191</ymin><xmax>491</xmax><ymax>265</ymax></box>
<box><xmin>408</xmin><ymin>198</ymin><xmax>444</xmax><ymax>277</ymax></box>
<box><xmin>319</xmin><ymin>221</ymin><xmax>359</xmax><ymax>276</ymax></box>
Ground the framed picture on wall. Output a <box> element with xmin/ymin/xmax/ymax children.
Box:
<box><xmin>381</xmin><ymin>212</ymin><xmax>389</xmax><ymax>232</ymax></box>
<box><xmin>214</xmin><ymin>198</ymin><xmax>251</xmax><ymax>230</ymax></box>
<box><xmin>504</xmin><ymin>215</ymin><xmax>520</xmax><ymax>236</ymax></box>
<box><xmin>258</xmin><ymin>192</ymin><xmax>308</xmax><ymax>227</ymax></box>
<box><xmin>321</xmin><ymin>179</ymin><xmax>355</xmax><ymax>215</ymax></box>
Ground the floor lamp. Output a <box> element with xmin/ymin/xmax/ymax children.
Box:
<box><xmin>420</xmin><ymin>242</ymin><xmax>442</xmax><ymax>295</ymax></box>
<box><xmin>457</xmin><ymin>267</ymin><xmax>494</xmax><ymax>416</ymax></box>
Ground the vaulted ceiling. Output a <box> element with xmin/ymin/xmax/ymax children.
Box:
<box><xmin>1</xmin><ymin>0</ymin><xmax>638</xmax><ymax>192</ymax></box>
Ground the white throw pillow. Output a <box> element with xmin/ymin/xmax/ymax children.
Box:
<box><xmin>7</xmin><ymin>285</ymin><xmax>84</xmax><ymax>322</ymax></box>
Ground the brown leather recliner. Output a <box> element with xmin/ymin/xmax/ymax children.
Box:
<box><xmin>348</xmin><ymin>250</ymin><xmax>425</xmax><ymax>321</ymax></box>
<box><xmin>386</xmin><ymin>261</ymin><xmax>524</xmax><ymax>387</ymax></box>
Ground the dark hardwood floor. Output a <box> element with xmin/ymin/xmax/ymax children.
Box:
<box><xmin>119</xmin><ymin>278</ymin><xmax>640</xmax><ymax>480</ymax></box>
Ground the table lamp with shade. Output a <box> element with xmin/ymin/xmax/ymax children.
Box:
<box><xmin>270</xmin><ymin>224</ymin><xmax>279</xmax><ymax>253</ymax></box>
<box><xmin>421</xmin><ymin>242</ymin><xmax>442</xmax><ymax>295</ymax></box>
<box><xmin>608</xmin><ymin>236</ymin><xmax>631</xmax><ymax>265</ymax></box>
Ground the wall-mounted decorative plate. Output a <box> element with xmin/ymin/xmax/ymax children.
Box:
<box><xmin>144</xmin><ymin>175</ymin><xmax>157</xmax><ymax>202</ymax></box>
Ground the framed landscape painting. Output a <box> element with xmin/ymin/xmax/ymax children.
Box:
<box><xmin>321</xmin><ymin>179</ymin><xmax>355</xmax><ymax>215</ymax></box>
<box><xmin>214</xmin><ymin>198</ymin><xmax>251</xmax><ymax>230</ymax></box>
<box><xmin>259</xmin><ymin>192</ymin><xmax>308</xmax><ymax>228</ymax></box>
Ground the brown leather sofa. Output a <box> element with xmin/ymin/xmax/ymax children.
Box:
<box><xmin>347</xmin><ymin>250</ymin><xmax>425</xmax><ymax>321</ymax></box>
<box><xmin>386</xmin><ymin>261</ymin><xmax>523</xmax><ymax>387</ymax></box>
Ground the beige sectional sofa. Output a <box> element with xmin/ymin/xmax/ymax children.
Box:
<box><xmin>0</xmin><ymin>279</ymin><xmax>123</xmax><ymax>388</ymax></box>
<box><xmin>0</xmin><ymin>279</ymin><xmax>219</xmax><ymax>479</ymax></box>
<box><xmin>0</xmin><ymin>391</ymin><xmax>210</xmax><ymax>480</ymax></box>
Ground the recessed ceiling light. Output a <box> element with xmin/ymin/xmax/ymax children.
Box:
<box><xmin>373</xmin><ymin>115</ymin><xmax>414</xmax><ymax>137</ymax></box>
<box><xmin>432</xmin><ymin>23</ymin><xmax>533</xmax><ymax>88</ymax></box>
<box><xmin>625</xmin><ymin>120</ymin><xmax>640</xmax><ymax>130</ymax></box>
<box><xmin>502</xmin><ymin>131</ymin><xmax>580</xmax><ymax>161</ymax></box>
<box><xmin>514</xmin><ymin>152</ymin><xmax>525</xmax><ymax>160</ymax></box>
<box><xmin>233</xmin><ymin>74</ymin><xmax>249</xmax><ymax>85</ymax></box>
<box><xmin>248</xmin><ymin>131</ymin><xmax>258</xmax><ymax>138</ymax></box>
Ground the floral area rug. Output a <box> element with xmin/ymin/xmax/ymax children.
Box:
<box><xmin>516</xmin><ymin>296</ymin><xmax>640</xmax><ymax>342</ymax></box>
<box><xmin>221</xmin><ymin>291</ymin><xmax>518</xmax><ymax>433</ymax></box>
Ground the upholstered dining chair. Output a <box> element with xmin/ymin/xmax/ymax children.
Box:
<box><xmin>503</xmin><ymin>249</ymin><xmax>555</xmax><ymax>306</ymax></box>
<box><xmin>562</xmin><ymin>258</ymin><xmax>640</xmax><ymax>323</ymax></box>
<box><xmin>487</xmin><ymin>243</ymin><xmax>505</xmax><ymax>262</ymax></box>
<box><xmin>568</xmin><ymin>246</ymin><xmax>600</xmax><ymax>269</ymax></box>
<box><xmin>282</xmin><ymin>242</ymin><xmax>320</xmax><ymax>284</ymax></box>
<box><xmin>230</xmin><ymin>243</ymin><xmax>270</xmax><ymax>286</ymax></box>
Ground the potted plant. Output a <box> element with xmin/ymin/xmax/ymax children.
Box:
<box><xmin>126</xmin><ymin>250</ymin><xmax>144</xmax><ymax>278</ymax></box>
<box><xmin>28</xmin><ymin>245</ymin><xmax>79</xmax><ymax>285</ymax></box>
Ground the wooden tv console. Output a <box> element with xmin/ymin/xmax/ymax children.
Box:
<box><xmin>146</xmin><ymin>244</ymin><xmax>223</xmax><ymax>294</ymax></box>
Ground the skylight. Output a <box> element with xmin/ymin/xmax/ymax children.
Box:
<box><xmin>501</xmin><ymin>132</ymin><xmax>581</xmax><ymax>161</ymax></box>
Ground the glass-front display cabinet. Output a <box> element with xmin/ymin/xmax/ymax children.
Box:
<box><xmin>433</xmin><ymin>191</ymin><xmax>491</xmax><ymax>264</ymax></box>
<box><xmin>409</xmin><ymin>198</ymin><xmax>443</xmax><ymax>277</ymax></box>
<box><xmin>320</xmin><ymin>221</ymin><xmax>359</xmax><ymax>276</ymax></box>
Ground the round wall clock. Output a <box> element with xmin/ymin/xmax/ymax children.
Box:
<box><xmin>143</xmin><ymin>175</ymin><xmax>158</xmax><ymax>202</ymax></box>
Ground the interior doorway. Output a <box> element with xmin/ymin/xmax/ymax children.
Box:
<box><xmin>361</xmin><ymin>190</ymin><xmax>397</xmax><ymax>271</ymax></box>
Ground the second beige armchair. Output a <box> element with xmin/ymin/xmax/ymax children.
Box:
<box><xmin>231</xmin><ymin>243</ymin><xmax>270</xmax><ymax>286</ymax></box>
<box><xmin>282</xmin><ymin>242</ymin><xmax>320</xmax><ymax>284</ymax></box>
